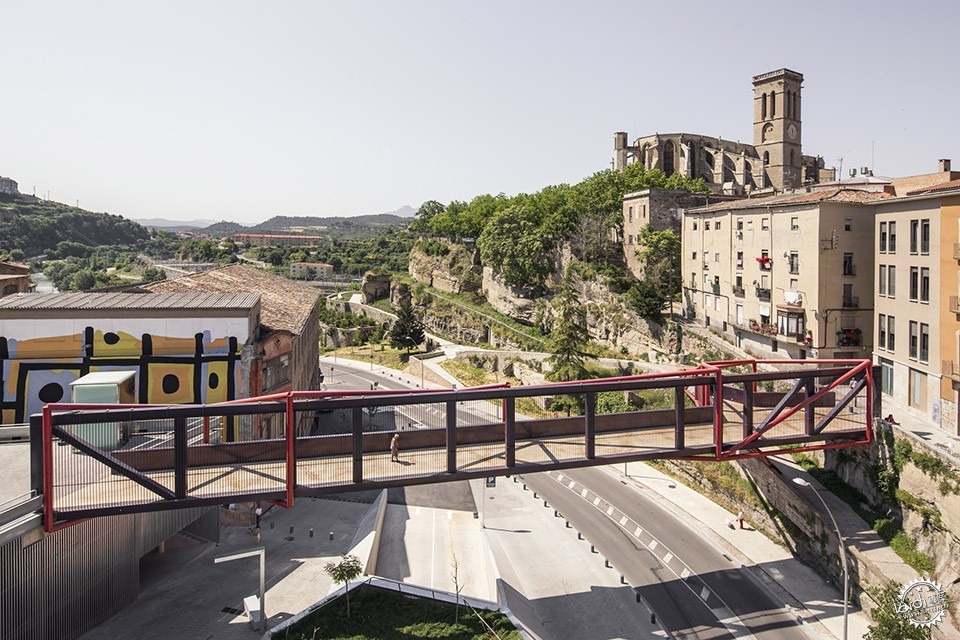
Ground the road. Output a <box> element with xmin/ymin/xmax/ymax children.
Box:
<box><xmin>524</xmin><ymin>468</ymin><xmax>812</xmax><ymax>640</ymax></box>
<box><xmin>322</xmin><ymin>358</ymin><xmax>811</xmax><ymax>640</ymax></box>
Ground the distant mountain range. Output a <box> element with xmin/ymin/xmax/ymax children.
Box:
<box><xmin>134</xmin><ymin>205</ymin><xmax>417</xmax><ymax>232</ymax></box>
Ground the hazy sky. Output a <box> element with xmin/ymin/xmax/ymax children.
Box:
<box><xmin>2</xmin><ymin>1</ymin><xmax>957</xmax><ymax>224</ymax></box>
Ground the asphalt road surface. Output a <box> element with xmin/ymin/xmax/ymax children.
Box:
<box><xmin>524</xmin><ymin>468</ymin><xmax>813</xmax><ymax>640</ymax></box>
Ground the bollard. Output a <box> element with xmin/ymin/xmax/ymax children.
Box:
<box><xmin>523</xmin><ymin>484</ymin><xmax>527</xmax><ymax>490</ymax></box>
<box><xmin>329</xmin><ymin>531</ymin><xmax>334</xmax><ymax>541</ymax></box>
<box><xmin>554</xmin><ymin>510</ymin><xmax>559</xmax><ymax>517</ymax></box>
<box><xmin>290</xmin><ymin>526</ymin><xmax>294</xmax><ymax>534</ymax></box>
<box><xmin>309</xmin><ymin>529</ymin><xmax>314</xmax><ymax>538</ymax></box>
<box><xmin>270</xmin><ymin>522</ymin><xmax>275</xmax><ymax>530</ymax></box>
<box><xmin>577</xmin><ymin>532</ymin><xmax>583</xmax><ymax>539</ymax></box>
<box><xmin>651</xmin><ymin>613</ymin><xmax>656</xmax><ymax>624</ymax></box>
<box><xmin>590</xmin><ymin>545</ymin><xmax>596</xmax><ymax>553</ymax></box>
<box><xmin>513</xmin><ymin>476</ymin><xmax>518</xmax><ymax>483</ymax></box>
<box><xmin>533</xmin><ymin>492</ymin><xmax>537</xmax><ymax>498</ymax></box>
<box><xmin>604</xmin><ymin>559</ymin><xmax>611</xmax><ymax>568</ymax></box>
<box><xmin>620</xmin><ymin>575</ymin><xmax>627</xmax><ymax>585</ymax></box>
<box><xmin>566</xmin><ymin>520</ymin><xmax>571</xmax><ymax>528</ymax></box>
<box><xmin>543</xmin><ymin>500</ymin><xmax>548</xmax><ymax>507</ymax></box>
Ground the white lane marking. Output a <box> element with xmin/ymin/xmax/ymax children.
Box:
<box><xmin>662</xmin><ymin>552</ymin><xmax>673</xmax><ymax>564</ymax></box>
<box><xmin>680</xmin><ymin>568</ymin><xmax>691</xmax><ymax>579</ymax></box>
<box><xmin>581</xmin><ymin>488</ymin><xmax>589</xmax><ymax>497</ymax></box>
<box><xmin>568</xmin><ymin>480</ymin><xmax>577</xmax><ymax>489</ymax></box>
<box><xmin>634</xmin><ymin>526</ymin><xmax>642</xmax><ymax>537</ymax></box>
<box><xmin>619</xmin><ymin>516</ymin><xmax>628</xmax><ymax>526</ymax></box>
<box><xmin>649</xmin><ymin>540</ymin><xmax>658</xmax><ymax>551</ymax></box>
<box><xmin>606</xmin><ymin>506</ymin><xmax>614</xmax><ymax>516</ymax></box>
<box><xmin>593</xmin><ymin>497</ymin><xmax>601</xmax><ymax>506</ymax></box>
<box><xmin>700</xmin><ymin>586</ymin><xmax>711</xmax><ymax>601</ymax></box>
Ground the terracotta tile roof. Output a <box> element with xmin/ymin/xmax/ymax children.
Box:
<box><xmin>143</xmin><ymin>264</ymin><xmax>321</xmax><ymax>335</ymax></box>
<box><xmin>905</xmin><ymin>178</ymin><xmax>960</xmax><ymax>196</ymax></box>
<box><xmin>0</xmin><ymin>261</ymin><xmax>30</xmax><ymax>272</ymax></box>
<box><xmin>690</xmin><ymin>188</ymin><xmax>891</xmax><ymax>213</ymax></box>
<box><xmin>891</xmin><ymin>171</ymin><xmax>960</xmax><ymax>196</ymax></box>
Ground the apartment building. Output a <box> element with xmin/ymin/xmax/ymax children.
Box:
<box><xmin>874</xmin><ymin>178</ymin><xmax>960</xmax><ymax>432</ymax></box>
<box><xmin>682</xmin><ymin>188</ymin><xmax>886</xmax><ymax>359</ymax></box>
<box><xmin>290</xmin><ymin>261</ymin><xmax>334</xmax><ymax>279</ymax></box>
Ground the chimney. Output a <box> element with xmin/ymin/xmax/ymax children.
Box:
<box><xmin>939</xmin><ymin>158</ymin><xmax>951</xmax><ymax>172</ymax></box>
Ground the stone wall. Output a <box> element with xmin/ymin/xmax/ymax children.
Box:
<box><xmin>361</xmin><ymin>273</ymin><xmax>392</xmax><ymax>303</ymax></box>
<box><xmin>481</xmin><ymin>267</ymin><xmax>542</xmax><ymax>324</ymax></box>
<box><xmin>408</xmin><ymin>244</ymin><xmax>481</xmax><ymax>294</ymax></box>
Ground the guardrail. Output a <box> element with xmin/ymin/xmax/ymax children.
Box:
<box><xmin>32</xmin><ymin>359</ymin><xmax>876</xmax><ymax>532</ymax></box>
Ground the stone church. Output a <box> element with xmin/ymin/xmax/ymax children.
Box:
<box><xmin>614</xmin><ymin>69</ymin><xmax>835</xmax><ymax>194</ymax></box>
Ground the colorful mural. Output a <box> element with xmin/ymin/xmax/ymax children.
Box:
<box><xmin>0</xmin><ymin>327</ymin><xmax>241</xmax><ymax>424</ymax></box>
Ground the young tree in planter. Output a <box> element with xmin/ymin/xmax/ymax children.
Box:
<box><xmin>324</xmin><ymin>554</ymin><xmax>363</xmax><ymax>619</ymax></box>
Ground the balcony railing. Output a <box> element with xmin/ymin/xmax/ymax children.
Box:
<box><xmin>842</xmin><ymin>264</ymin><xmax>857</xmax><ymax>277</ymax></box>
<box><xmin>711</xmin><ymin>283</ymin><xmax>720</xmax><ymax>294</ymax></box>
<box><xmin>842</xmin><ymin>296</ymin><xmax>859</xmax><ymax>308</ymax></box>
<box><xmin>944</xmin><ymin>360</ymin><xmax>960</xmax><ymax>383</ymax></box>
<box><xmin>733</xmin><ymin>285</ymin><xmax>745</xmax><ymax>297</ymax></box>
<box><xmin>756</xmin><ymin>287</ymin><xmax>771</xmax><ymax>301</ymax></box>
<box><xmin>951</xmin><ymin>296</ymin><xmax>960</xmax><ymax>314</ymax></box>
<box><xmin>837</xmin><ymin>329</ymin><xmax>863</xmax><ymax>347</ymax></box>
<box><xmin>788</xmin><ymin>264</ymin><xmax>800</xmax><ymax>275</ymax></box>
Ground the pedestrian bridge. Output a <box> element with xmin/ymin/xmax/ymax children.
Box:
<box><xmin>30</xmin><ymin>359</ymin><xmax>877</xmax><ymax>532</ymax></box>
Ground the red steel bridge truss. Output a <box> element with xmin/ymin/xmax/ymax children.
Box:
<box><xmin>29</xmin><ymin>358</ymin><xmax>878</xmax><ymax>532</ymax></box>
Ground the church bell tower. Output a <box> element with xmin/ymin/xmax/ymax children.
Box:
<box><xmin>753</xmin><ymin>69</ymin><xmax>803</xmax><ymax>191</ymax></box>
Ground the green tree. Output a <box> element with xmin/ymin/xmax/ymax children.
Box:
<box><xmin>323</xmin><ymin>554</ymin><xmax>363</xmax><ymax>619</ymax></box>
<box><xmin>546</xmin><ymin>268</ymin><xmax>589</xmax><ymax>384</ymax></box>
<box><xmin>411</xmin><ymin>200</ymin><xmax>445</xmax><ymax>234</ymax></box>
<box><xmin>864</xmin><ymin>581</ymin><xmax>931</xmax><ymax>640</ymax></box>
<box><xmin>636</xmin><ymin>226</ymin><xmax>681</xmax><ymax>299</ymax></box>
<box><xmin>389</xmin><ymin>290</ymin><xmax>425</xmax><ymax>353</ymax></box>
<box><xmin>477</xmin><ymin>205</ymin><xmax>554</xmax><ymax>287</ymax></box>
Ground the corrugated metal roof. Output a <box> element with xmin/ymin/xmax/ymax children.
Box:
<box><xmin>0</xmin><ymin>291</ymin><xmax>260</xmax><ymax>311</ymax></box>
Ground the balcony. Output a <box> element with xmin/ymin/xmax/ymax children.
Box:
<box><xmin>788</xmin><ymin>264</ymin><xmax>800</xmax><ymax>275</ymax></box>
<box><xmin>836</xmin><ymin>328</ymin><xmax>863</xmax><ymax>347</ymax></box>
<box><xmin>733</xmin><ymin>284</ymin><xmax>745</xmax><ymax>297</ymax></box>
<box><xmin>842</xmin><ymin>264</ymin><xmax>857</xmax><ymax>277</ymax></box>
<box><xmin>842</xmin><ymin>296</ymin><xmax>859</xmax><ymax>308</ymax></box>
<box><xmin>748</xmin><ymin>319</ymin><xmax>778</xmax><ymax>336</ymax></box>
<box><xmin>756</xmin><ymin>287</ymin><xmax>771</xmax><ymax>301</ymax></box>
<box><xmin>944</xmin><ymin>360</ymin><xmax>960</xmax><ymax>383</ymax></box>
<box><xmin>951</xmin><ymin>296</ymin><xmax>960</xmax><ymax>314</ymax></box>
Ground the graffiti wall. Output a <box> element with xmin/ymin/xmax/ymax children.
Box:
<box><xmin>0</xmin><ymin>324</ymin><xmax>247</xmax><ymax>424</ymax></box>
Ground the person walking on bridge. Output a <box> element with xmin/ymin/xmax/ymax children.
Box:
<box><xmin>390</xmin><ymin>433</ymin><xmax>400</xmax><ymax>462</ymax></box>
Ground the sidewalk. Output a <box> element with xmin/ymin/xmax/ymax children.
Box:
<box><xmin>618</xmin><ymin>461</ymin><xmax>872</xmax><ymax>640</ymax></box>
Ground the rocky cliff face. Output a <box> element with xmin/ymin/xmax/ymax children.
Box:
<box><xmin>481</xmin><ymin>267</ymin><xmax>542</xmax><ymax>324</ymax></box>
<box><xmin>408</xmin><ymin>244</ymin><xmax>481</xmax><ymax>294</ymax></box>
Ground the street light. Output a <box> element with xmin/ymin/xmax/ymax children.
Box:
<box><xmin>793</xmin><ymin>477</ymin><xmax>847</xmax><ymax>640</ymax></box>
<box><xmin>214</xmin><ymin>547</ymin><xmax>266</xmax><ymax>630</ymax></box>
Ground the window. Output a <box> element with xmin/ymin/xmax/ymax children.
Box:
<box><xmin>879</xmin><ymin>265</ymin><xmax>887</xmax><ymax>295</ymax></box>
<box><xmin>736</xmin><ymin>251</ymin><xmax>744</xmax><ymax>269</ymax></box>
<box><xmin>642</xmin><ymin>205</ymin><xmax>647</xmax><ymax>218</ymax></box>
<box><xmin>263</xmin><ymin>355</ymin><xmax>290</xmax><ymax>391</ymax></box>
<box><xmin>910</xmin><ymin>219</ymin><xmax>919</xmax><ymax>253</ymax></box>
<box><xmin>770</xmin><ymin>90</ymin><xmax>776</xmax><ymax>117</ymax></box>
<box><xmin>761</xmin><ymin>218</ymin><xmax>769</xmax><ymax>230</ymax></box>
<box><xmin>844</xmin><ymin>217</ymin><xmax>853</xmax><ymax>231</ymax></box>
<box><xmin>747</xmin><ymin>219</ymin><xmax>754</xmax><ymax>230</ymax></box>
<box><xmin>692</xmin><ymin>251</ymin><xmax>697</xmax><ymax>260</ymax></box>
<box><xmin>704</xmin><ymin>273</ymin><xmax>710</xmax><ymax>284</ymax></box>
<box><xmin>920</xmin><ymin>268</ymin><xmax>930</xmax><ymax>303</ymax></box>
<box><xmin>910</xmin><ymin>369</ymin><xmax>925</xmax><ymax>408</ymax></box>
<box><xmin>909</xmin><ymin>321</ymin><xmax>918</xmax><ymax>359</ymax></box>
<box><xmin>715</xmin><ymin>221</ymin><xmax>721</xmax><ymax>231</ymax></box>
<box><xmin>628</xmin><ymin>206</ymin><xmax>633</xmax><ymax>223</ymax></box>
<box><xmin>761</xmin><ymin>92</ymin><xmax>767</xmax><ymax>119</ymax></box>
<box><xmin>691</xmin><ymin>273</ymin><xmax>696</xmax><ymax>288</ymax></box>
<box><xmin>889</xmin><ymin>222</ymin><xmax>897</xmax><ymax>252</ymax></box>
<box><xmin>628</xmin><ymin>234</ymin><xmax>633</xmax><ymax>245</ymax></box>
<box><xmin>888</xmin><ymin>265</ymin><xmax>896</xmax><ymax>297</ymax></box>
<box><xmin>737</xmin><ymin>218</ymin><xmax>743</xmax><ymax>231</ymax></box>
<box><xmin>888</xmin><ymin>316</ymin><xmax>896</xmax><ymax>351</ymax></box>
<box><xmin>909</xmin><ymin>267</ymin><xmax>919</xmax><ymax>301</ymax></box>
<box><xmin>790</xmin><ymin>217</ymin><xmax>799</xmax><ymax>231</ymax></box>
<box><xmin>842</xmin><ymin>253</ymin><xmax>855</xmax><ymax>276</ymax></box>
<box><xmin>921</xmin><ymin>219</ymin><xmax>930</xmax><ymax>254</ymax></box>
<box><xmin>920</xmin><ymin>323</ymin><xmax>929</xmax><ymax>363</ymax></box>
<box><xmin>878</xmin><ymin>313</ymin><xmax>887</xmax><ymax>349</ymax></box>
<box><xmin>880</xmin><ymin>358</ymin><xmax>894</xmax><ymax>395</ymax></box>
<box><xmin>879</xmin><ymin>222</ymin><xmax>887</xmax><ymax>252</ymax></box>
<box><xmin>714</xmin><ymin>252</ymin><xmax>719</xmax><ymax>263</ymax></box>
<box><xmin>789</xmin><ymin>251</ymin><xmax>799</xmax><ymax>274</ymax></box>
<box><xmin>705</xmin><ymin>293</ymin><xmax>712</xmax><ymax>307</ymax></box>
<box><xmin>789</xmin><ymin>278</ymin><xmax>798</xmax><ymax>291</ymax></box>
<box><xmin>693</xmin><ymin>220</ymin><xmax>698</xmax><ymax>231</ymax></box>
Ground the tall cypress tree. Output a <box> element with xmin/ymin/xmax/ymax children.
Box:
<box><xmin>389</xmin><ymin>295</ymin><xmax>425</xmax><ymax>354</ymax></box>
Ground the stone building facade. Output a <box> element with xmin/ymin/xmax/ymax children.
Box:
<box><xmin>0</xmin><ymin>176</ymin><xmax>18</xmax><ymax>196</ymax></box>
<box><xmin>0</xmin><ymin>261</ymin><xmax>34</xmax><ymax>297</ymax></box>
<box><xmin>614</xmin><ymin>69</ymin><xmax>835</xmax><ymax>195</ymax></box>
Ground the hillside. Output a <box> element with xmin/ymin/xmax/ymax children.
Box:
<box><xmin>250</xmin><ymin>213</ymin><xmax>410</xmax><ymax>231</ymax></box>
<box><xmin>0</xmin><ymin>194</ymin><xmax>149</xmax><ymax>257</ymax></box>
<box><xmin>202</xmin><ymin>220</ymin><xmax>248</xmax><ymax>235</ymax></box>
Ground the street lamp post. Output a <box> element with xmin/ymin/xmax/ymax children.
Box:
<box><xmin>793</xmin><ymin>477</ymin><xmax>847</xmax><ymax>640</ymax></box>
<box><xmin>214</xmin><ymin>547</ymin><xmax>266</xmax><ymax>630</ymax></box>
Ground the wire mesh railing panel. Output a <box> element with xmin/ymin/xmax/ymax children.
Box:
<box><xmin>52</xmin><ymin>417</ymin><xmax>179</xmax><ymax>512</ymax></box>
<box><xmin>187</xmin><ymin>410</ymin><xmax>287</xmax><ymax>500</ymax></box>
<box><xmin>362</xmin><ymin>401</ymin><xmax>448</xmax><ymax>483</ymax></box>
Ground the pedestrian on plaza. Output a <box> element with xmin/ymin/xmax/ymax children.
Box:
<box><xmin>391</xmin><ymin>433</ymin><xmax>400</xmax><ymax>462</ymax></box>
<box><xmin>254</xmin><ymin>504</ymin><xmax>262</xmax><ymax>529</ymax></box>
<box><xmin>737</xmin><ymin>510</ymin><xmax>745</xmax><ymax>529</ymax></box>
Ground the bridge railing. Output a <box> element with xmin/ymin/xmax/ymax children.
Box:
<box><xmin>31</xmin><ymin>359</ymin><xmax>875</xmax><ymax>531</ymax></box>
